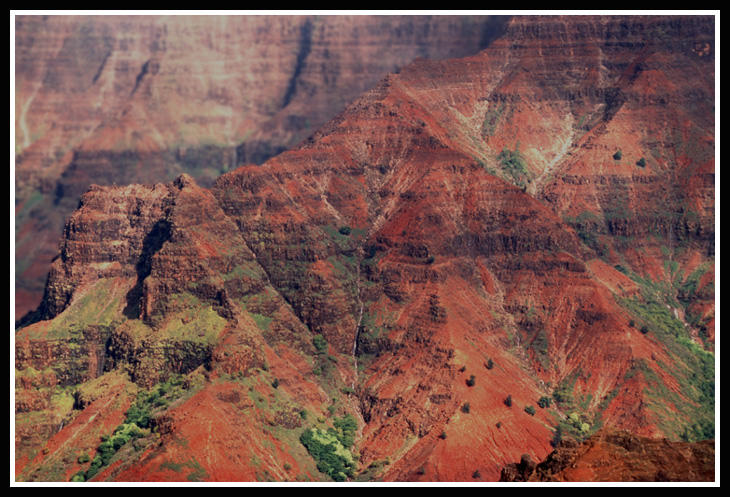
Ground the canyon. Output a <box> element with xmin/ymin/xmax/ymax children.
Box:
<box><xmin>14</xmin><ymin>14</ymin><xmax>508</xmax><ymax>319</ymax></box>
<box><xmin>14</xmin><ymin>14</ymin><xmax>715</xmax><ymax>483</ymax></box>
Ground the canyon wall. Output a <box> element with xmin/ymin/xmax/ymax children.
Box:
<box><xmin>15</xmin><ymin>15</ymin><xmax>715</xmax><ymax>483</ymax></box>
<box><xmin>15</xmin><ymin>14</ymin><xmax>508</xmax><ymax>317</ymax></box>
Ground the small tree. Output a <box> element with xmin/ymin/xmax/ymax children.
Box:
<box><xmin>636</xmin><ymin>157</ymin><xmax>647</xmax><ymax>167</ymax></box>
<box><xmin>461</xmin><ymin>402</ymin><xmax>471</xmax><ymax>414</ymax></box>
<box><xmin>485</xmin><ymin>358</ymin><xmax>494</xmax><ymax>370</ymax></box>
<box><xmin>525</xmin><ymin>405</ymin><xmax>536</xmax><ymax>416</ymax></box>
<box><xmin>472</xmin><ymin>470</ymin><xmax>481</xmax><ymax>479</ymax></box>
<box><xmin>640</xmin><ymin>325</ymin><xmax>649</xmax><ymax>335</ymax></box>
<box><xmin>313</xmin><ymin>335</ymin><xmax>328</xmax><ymax>354</ymax></box>
<box><xmin>537</xmin><ymin>396</ymin><xmax>552</xmax><ymax>409</ymax></box>
<box><xmin>439</xmin><ymin>431</ymin><xmax>447</xmax><ymax>440</ymax></box>
<box><xmin>466</xmin><ymin>375</ymin><xmax>476</xmax><ymax>387</ymax></box>
<box><xmin>613</xmin><ymin>150</ymin><xmax>623</xmax><ymax>160</ymax></box>
<box><xmin>504</xmin><ymin>395</ymin><xmax>512</xmax><ymax>407</ymax></box>
<box><xmin>338</xmin><ymin>226</ymin><xmax>352</xmax><ymax>236</ymax></box>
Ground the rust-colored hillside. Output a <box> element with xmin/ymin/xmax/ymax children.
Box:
<box><xmin>14</xmin><ymin>15</ymin><xmax>715</xmax><ymax>483</ymax></box>
<box><xmin>500</xmin><ymin>430</ymin><xmax>714</xmax><ymax>482</ymax></box>
<box><xmin>14</xmin><ymin>14</ymin><xmax>507</xmax><ymax>318</ymax></box>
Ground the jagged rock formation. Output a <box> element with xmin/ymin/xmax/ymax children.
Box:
<box><xmin>15</xmin><ymin>15</ymin><xmax>715</xmax><ymax>483</ymax></box>
<box><xmin>14</xmin><ymin>14</ymin><xmax>508</xmax><ymax>318</ymax></box>
<box><xmin>499</xmin><ymin>430</ymin><xmax>715</xmax><ymax>482</ymax></box>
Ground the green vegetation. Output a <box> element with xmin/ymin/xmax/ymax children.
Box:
<box><xmin>485</xmin><ymin>358</ymin><xmax>494</xmax><ymax>370</ymax></box>
<box><xmin>466</xmin><ymin>375</ymin><xmax>476</xmax><ymax>387</ymax></box>
<box><xmin>497</xmin><ymin>146</ymin><xmax>530</xmax><ymax>187</ymax></box>
<box><xmin>299</xmin><ymin>414</ymin><xmax>357</xmax><ymax>482</ymax></box>
<box><xmin>524</xmin><ymin>405</ymin><xmax>536</xmax><ymax>416</ymax></box>
<box><xmin>613</xmin><ymin>150</ymin><xmax>622</xmax><ymax>160</ymax></box>
<box><xmin>338</xmin><ymin>226</ymin><xmax>352</xmax><ymax>236</ymax></box>
<box><xmin>313</xmin><ymin>335</ymin><xmax>328</xmax><ymax>354</ymax></box>
<box><xmin>481</xmin><ymin>102</ymin><xmax>506</xmax><ymax>137</ymax></box>
<box><xmin>504</xmin><ymin>395</ymin><xmax>512</xmax><ymax>407</ymax></box>
<box><xmin>537</xmin><ymin>396</ymin><xmax>552</xmax><ymax>409</ymax></box>
<box><xmin>70</xmin><ymin>471</ymin><xmax>86</xmax><ymax>482</ymax></box>
<box><xmin>74</xmin><ymin>375</ymin><xmax>189</xmax><ymax>481</ymax></box>
<box><xmin>636</xmin><ymin>157</ymin><xmax>647</xmax><ymax>167</ymax></box>
<box><xmin>84</xmin><ymin>423</ymin><xmax>145</xmax><ymax>480</ymax></box>
<box><xmin>461</xmin><ymin>402</ymin><xmax>471</xmax><ymax>414</ymax></box>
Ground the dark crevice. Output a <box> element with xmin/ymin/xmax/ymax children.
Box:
<box><xmin>130</xmin><ymin>59</ymin><xmax>151</xmax><ymax>96</ymax></box>
<box><xmin>281</xmin><ymin>18</ymin><xmax>314</xmax><ymax>109</ymax></box>
<box><xmin>91</xmin><ymin>50</ymin><xmax>112</xmax><ymax>85</ymax></box>
<box><xmin>123</xmin><ymin>219</ymin><xmax>172</xmax><ymax>319</ymax></box>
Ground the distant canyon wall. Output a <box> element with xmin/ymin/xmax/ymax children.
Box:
<box><xmin>15</xmin><ymin>14</ymin><xmax>509</xmax><ymax>317</ymax></box>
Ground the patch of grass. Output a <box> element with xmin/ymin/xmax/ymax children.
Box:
<box><xmin>497</xmin><ymin>146</ymin><xmax>530</xmax><ymax>187</ymax></box>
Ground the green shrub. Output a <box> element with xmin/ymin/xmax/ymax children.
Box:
<box><xmin>77</xmin><ymin>453</ymin><xmax>90</xmax><ymax>464</ymax></box>
<box><xmin>636</xmin><ymin>157</ymin><xmax>647</xmax><ymax>167</ymax></box>
<box><xmin>537</xmin><ymin>396</ymin><xmax>552</xmax><ymax>409</ymax></box>
<box><xmin>271</xmin><ymin>378</ymin><xmax>280</xmax><ymax>389</ymax></box>
<box><xmin>439</xmin><ymin>431</ymin><xmax>447</xmax><ymax>440</ymax></box>
<box><xmin>524</xmin><ymin>405</ymin><xmax>536</xmax><ymax>416</ymax></box>
<box><xmin>485</xmin><ymin>358</ymin><xmax>494</xmax><ymax>370</ymax></box>
<box><xmin>70</xmin><ymin>471</ymin><xmax>86</xmax><ymax>482</ymax></box>
<box><xmin>338</xmin><ymin>226</ymin><xmax>352</xmax><ymax>236</ymax></box>
<box><xmin>461</xmin><ymin>403</ymin><xmax>471</xmax><ymax>413</ymax></box>
<box><xmin>333</xmin><ymin>414</ymin><xmax>358</xmax><ymax>449</ymax></box>
<box><xmin>640</xmin><ymin>325</ymin><xmax>649</xmax><ymax>334</ymax></box>
<box><xmin>313</xmin><ymin>335</ymin><xmax>328</xmax><ymax>354</ymax></box>
<box><xmin>504</xmin><ymin>395</ymin><xmax>512</xmax><ymax>407</ymax></box>
<box><xmin>426</xmin><ymin>255</ymin><xmax>435</xmax><ymax>264</ymax></box>
<box><xmin>613</xmin><ymin>150</ymin><xmax>622</xmax><ymax>160</ymax></box>
<box><xmin>300</xmin><ymin>427</ymin><xmax>355</xmax><ymax>482</ymax></box>
<box><xmin>466</xmin><ymin>375</ymin><xmax>476</xmax><ymax>387</ymax></box>
<box><xmin>497</xmin><ymin>146</ymin><xmax>529</xmax><ymax>185</ymax></box>
<box><xmin>124</xmin><ymin>403</ymin><xmax>151</xmax><ymax>429</ymax></box>
<box><xmin>472</xmin><ymin>470</ymin><xmax>481</xmax><ymax>479</ymax></box>
<box><xmin>85</xmin><ymin>455</ymin><xmax>103</xmax><ymax>480</ymax></box>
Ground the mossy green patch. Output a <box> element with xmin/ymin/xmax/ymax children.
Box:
<box><xmin>496</xmin><ymin>145</ymin><xmax>531</xmax><ymax>187</ymax></box>
<box><xmin>38</xmin><ymin>278</ymin><xmax>127</xmax><ymax>340</ymax></box>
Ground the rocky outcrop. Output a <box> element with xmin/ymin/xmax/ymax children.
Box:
<box><xmin>499</xmin><ymin>430</ymin><xmax>715</xmax><ymax>482</ymax></box>
<box><xmin>15</xmin><ymin>15</ymin><xmax>714</xmax><ymax>482</ymax></box>
<box><xmin>14</xmin><ymin>14</ymin><xmax>509</xmax><ymax>317</ymax></box>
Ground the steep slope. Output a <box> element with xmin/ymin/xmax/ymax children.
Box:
<box><xmin>499</xmin><ymin>429</ymin><xmax>714</xmax><ymax>482</ymax></box>
<box><xmin>14</xmin><ymin>14</ymin><xmax>508</xmax><ymax>318</ymax></box>
<box><xmin>15</xmin><ymin>15</ymin><xmax>715</xmax><ymax>483</ymax></box>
